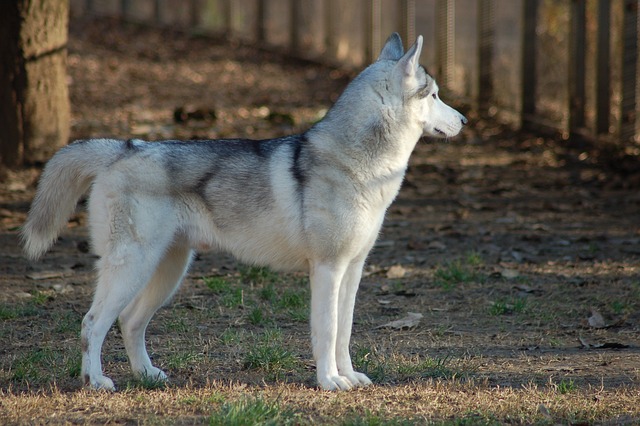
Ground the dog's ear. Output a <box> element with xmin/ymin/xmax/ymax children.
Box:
<box><xmin>397</xmin><ymin>35</ymin><xmax>423</xmax><ymax>78</ymax></box>
<box><xmin>377</xmin><ymin>32</ymin><xmax>404</xmax><ymax>61</ymax></box>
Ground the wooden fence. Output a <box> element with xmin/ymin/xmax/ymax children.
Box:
<box><xmin>71</xmin><ymin>0</ymin><xmax>639</xmax><ymax>144</ymax></box>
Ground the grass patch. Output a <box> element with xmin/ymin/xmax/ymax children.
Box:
<box><xmin>243</xmin><ymin>330</ymin><xmax>299</xmax><ymax>381</ymax></box>
<box><xmin>260</xmin><ymin>283</ymin><xmax>278</xmax><ymax>302</ymax></box>
<box><xmin>277</xmin><ymin>289</ymin><xmax>306</xmax><ymax>310</ymax></box>
<box><xmin>166</xmin><ymin>348</ymin><xmax>204</xmax><ymax>371</ymax></box>
<box><xmin>465</xmin><ymin>251</ymin><xmax>484</xmax><ymax>267</ymax></box>
<box><xmin>239</xmin><ymin>265</ymin><xmax>280</xmax><ymax>286</ymax></box>
<box><xmin>204</xmin><ymin>276</ymin><xmax>232</xmax><ymax>294</ymax></box>
<box><xmin>248</xmin><ymin>306</ymin><xmax>268</xmax><ymax>326</ymax></box>
<box><xmin>342</xmin><ymin>412</ymin><xmax>419</xmax><ymax>426</ymax></box>
<box><xmin>555</xmin><ymin>378</ymin><xmax>577</xmax><ymax>394</ymax></box>
<box><xmin>352</xmin><ymin>347</ymin><xmax>466</xmax><ymax>385</ymax></box>
<box><xmin>0</xmin><ymin>302</ymin><xmax>40</xmax><ymax>320</ymax></box>
<box><xmin>219</xmin><ymin>328</ymin><xmax>243</xmax><ymax>345</ymax></box>
<box><xmin>277</xmin><ymin>288</ymin><xmax>309</xmax><ymax>322</ymax></box>
<box><xmin>165</xmin><ymin>315</ymin><xmax>190</xmax><ymax>333</ymax></box>
<box><xmin>433</xmin><ymin>253</ymin><xmax>485</xmax><ymax>289</ymax></box>
<box><xmin>351</xmin><ymin>346</ymin><xmax>389</xmax><ymax>383</ymax></box>
<box><xmin>244</xmin><ymin>344</ymin><xmax>298</xmax><ymax>378</ymax></box>
<box><xmin>397</xmin><ymin>354</ymin><xmax>457</xmax><ymax>381</ymax></box>
<box><xmin>221</xmin><ymin>288</ymin><xmax>244</xmax><ymax>308</ymax></box>
<box><xmin>203</xmin><ymin>270</ymin><xmax>309</xmax><ymax>324</ymax></box>
<box><xmin>209</xmin><ymin>396</ymin><xmax>298</xmax><ymax>425</ymax></box>
<box><xmin>30</xmin><ymin>291</ymin><xmax>52</xmax><ymax>306</ymax></box>
<box><xmin>9</xmin><ymin>346</ymin><xmax>80</xmax><ymax>385</ymax></box>
<box><xmin>204</xmin><ymin>276</ymin><xmax>244</xmax><ymax>308</ymax></box>
<box><xmin>53</xmin><ymin>311</ymin><xmax>82</xmax><ymax>334</ymax></box>
<box><xmin>125</xmin><ymin>374</ymin><xmax>168</xmax><ymax>391</ymax></box>
<box><xmin>489</xmin><ymin>297</ymin><xmax>527</xmax><ymax>316</ymax></box>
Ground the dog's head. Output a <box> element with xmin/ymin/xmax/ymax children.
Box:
<box><xmin>376</xmin><ymin>33</ymin><xmax>467</xmax><ymax>139</ymax></box>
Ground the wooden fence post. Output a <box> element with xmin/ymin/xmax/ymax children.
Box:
<box><xmin>400</xmin><ymin>0</ymin><xmax>416</xmax><ymax>47</ymax></box>
<box><xmin>290</xmin><ymin>0</ymin><xmax>300</xmax><ymax>52</ymax></box>
<box><xmin>477</xmin><ymin>0</ymin><xmax>494</xmax><ymax>110</ymax></box>
<box><xmin>223</xmin><ymin>0</ymin><xmax>232</xmax><ymax>36</ymax></box>
<box><xmin>520</xmin><ymin>0</ymin><xmax>538</xmax><ymax>128</ymax></box>
<box><xmin>121</xmin><ymin>0</ymin><xmax>129</xmax><ymax>18</ymax></box>
<box><xmin>619</xmin><ymin>0</ymin><xmax>638</xmax><ymax>143</ymax></box>
<box><xmin>257</xmin><ymin>0</ymin><xmax>266</xmax><ymax>42</ymax></box>
<box><xmin>595</xmin><ymin>0</ymin><xmax>611</xmax><ymax>135</ymax></box>
<box><xmin>366</xmin><ymin>0</ymin><xmax>381</xmax><ymax>63</ymax></box>
<box><xmin>435</xmin><ymin>0</ymin><xmax>454</xmax><ymax>89</ymax></box>
<box><xmin>568</xmin><ymin>0</ymin><xmax>586</xmax><ymax>134</ymax></box>
<box><xmin>324</xmin><ymin>0</ymin><xmax>336</xmax><ymax>60</ymax></box>
<box><xmin>154</xmin><ymin>0</ymin><xmax>160</xmax><ymax>24</ymax></box>
<box><xmin>189</xmin><ymin>0</ymin><xmax>200</xmax><ymax>27</ymax></box>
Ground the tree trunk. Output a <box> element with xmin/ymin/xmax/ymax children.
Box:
<box><xmin>0</xmin><ymin>0</ymin><xmax>70</xmax><ymax>167</ymax></box>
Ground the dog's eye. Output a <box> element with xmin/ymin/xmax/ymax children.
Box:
<box><xmin>431</xmin><ymin>93</ymin><xmax>437</xmax><ymax>99</ymax></box>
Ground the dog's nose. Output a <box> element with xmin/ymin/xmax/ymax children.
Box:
<box><xmin>461</xmin><ymin>115</ymin><xmax>468</xmax><ymax>125</ymax></box>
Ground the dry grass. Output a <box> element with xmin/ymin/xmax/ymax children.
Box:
<box><xmin>2</xmin><ymin>380</ymin><xmax>638</xmax><ymax>425</ymax></box>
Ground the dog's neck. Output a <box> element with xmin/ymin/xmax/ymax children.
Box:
<box><xmin>311</xmin><ymin>65</ymin><xmax>422</xmax><ymax>170</ymax></box>
<box><xmin>308</xmin><ymin>108</ymin><xmax>422</xmax><ymax>179</ymax></box>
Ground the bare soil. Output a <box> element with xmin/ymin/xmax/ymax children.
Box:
<box><xmin>1</xmin><ymin>19</ymin><xmax>639</xmax><ymax>424</ymax></box>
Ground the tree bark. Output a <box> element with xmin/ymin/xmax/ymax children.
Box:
<box><xmin>0</xmin><ymin>0</ymin><xmax>70</xmax><ymax>167</ymax></box>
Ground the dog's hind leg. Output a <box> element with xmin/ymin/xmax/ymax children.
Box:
<box><xmin>118</xmin><ymin>243</ymin><xmax>193</xmax><ymax>382</ymax></box>
<box><xmin>335</xmin><ymin>259</ymin><xmax>372</xmax><ymax>388</ymax></box>
<box><xmin>81</xmin><ymin>217</ymin><xmax>175</xmax><ymax>390</ymax></box>
<box><xmin>81</xmin><ymin>248</ymin><xmax>163</xmax><ymax>390</ymax></box>
<box><xmin>310</xmin><ymin>261</ymin><xmax>353</xmax><ymax>391</ymax></box>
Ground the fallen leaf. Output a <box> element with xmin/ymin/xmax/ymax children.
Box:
<box><xmin>15</xmin><ymin>291</ymin><xmax>32</xmax><ymax>299</ymax></box>
<box><xmin>588</xmin><ymin>308</ymin><xmax>607</xmax><ymax>329</ymax></box>
<box><xmin>386</xmin><ymin>265</ymin><xmax>406</xmax><ymax>279</ymax></box>
<box><xmin>377</xmin><ymin>312</ymin><xmax>422</xmax><ymax>330</ymax></box>
<box><xmin>579</xmin><ymin>336</ymin><xmax>591</xmax><ymax>348</ymax></box>
<box><xmin>500</xmin><ymin>268</ymin><xmax>519</xmax><ymax>279</ymax></box>
<box><xmin>26</xmin><ymin>271</ymin><xmax>65</xmax><ymax>280</ymax></box>
<box><xmin>427</xmin><ymin>241</ymin><xmax>447</xmax><ymax>250</ymax></box>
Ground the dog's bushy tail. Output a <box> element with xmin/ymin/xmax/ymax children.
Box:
<box><xmin>21</xmin><ymin>139</ymin><xmax>123</xmax><ymax>260</ymax></box>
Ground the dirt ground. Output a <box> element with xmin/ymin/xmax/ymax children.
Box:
<box><xmin>1</xmin><ymin>19</ymin><xmax>639</xmax><ymax>423</ymax></box>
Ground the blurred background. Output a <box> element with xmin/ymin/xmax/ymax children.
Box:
<box><xmin>1</xmin><ymin>0</ymin><xmax>638</xmax><ymax>167</ymax></box>
<box><xmin>68</xmin><ymin>0</ymin><xmax>639</xmax><ymax>142</ymax></box>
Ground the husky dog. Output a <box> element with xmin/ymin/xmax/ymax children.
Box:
<box><xmin>22</xmin><ymin>33</ymin><xmax>466</xmax><ymax>391</ymax></box>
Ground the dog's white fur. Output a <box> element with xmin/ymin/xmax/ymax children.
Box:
<box><xmin>22</xmin><ymin>33</ymin><xmax>465</xmax><ymax>391</ymax></box>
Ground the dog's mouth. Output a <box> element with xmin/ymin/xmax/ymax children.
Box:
<box><xmin>434</xmin><ymin>128</ymin><xmax>447</xmax><ymax>137</ymax></box>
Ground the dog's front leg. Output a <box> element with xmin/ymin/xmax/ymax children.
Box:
<box><xmin>310</xmin><ymin>261</ymin><xmax>352</xmax><ymax>390</ymax></box>
<box><xmin>335</xmin><ymin>259</ymin><xmax>372</xmax><ymax>387</ymax></box>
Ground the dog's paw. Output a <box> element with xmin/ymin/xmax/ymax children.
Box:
<box><xmin>135</xmin><ymin>367</ymin><xmax>168</xmax><ymax>383</ymax></box>
<box><xmin>343</xmin><ymin>371</ymin><xmax>372</xmax><ymax>388</ymax></box>
<box><xmin>318</xmin><ymin>374</ymin><xmax>354</xmax><ymax>391</ymax></box>
<box><xmin>85</xmin><ymin>374</ymin><xmax>116</xmax><ymax>391</ymax></box>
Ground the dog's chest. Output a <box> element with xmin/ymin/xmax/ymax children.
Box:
<box><xmin>364</xmin><ymin>168</ymin><xmax>405</xmax><ymax>210</ymax></box>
